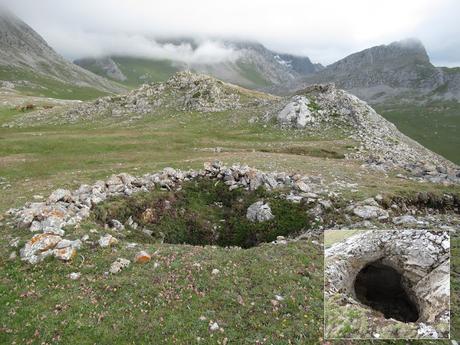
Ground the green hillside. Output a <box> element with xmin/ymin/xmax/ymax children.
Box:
<box><xmin>0</xmin><ymin>66</ymin><xmax>110</xmax><ymax>100</ymax></box>
<box><xmin>376</xmin><ymin>101</ymin><xmax>460</xmax><ymax>164</ymax></box>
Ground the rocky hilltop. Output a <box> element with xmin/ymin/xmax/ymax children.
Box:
<box><xmin>0</xmin><ymin>9</ymin><xmax>124</xmax><ymax>94</ymax></box>
<box><xmin>62</xmin><ymin>71</ymin><xmax>253</xmax><ymax>120</ymax></box>
<box><xmin>3</xmin><ymin>71</ymin><xmax>274</xmax><ymax>124</ymax></box>
<box><xmin>301</xmin><ymin>39</ymin><xmax>460</xmax><ymax>103</ymax></box>
<box><xmin>4</xmin><ymin>71</ymin><xmax>459</xmax><ymax>184</ymax></box>
<box><xmin>275</xmin><ymin>83</ymin><xmax>460</xmax><ymax>183</ymax></box>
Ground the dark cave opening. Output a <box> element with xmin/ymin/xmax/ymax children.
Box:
<box><xmin>354</xmin><ymin>260</ymin><xmax>419</xmax><ymax>323</ymax></box>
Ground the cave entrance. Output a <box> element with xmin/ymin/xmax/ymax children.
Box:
<box><xmin>92</xmin><ymin>178</ymin><xmax>311</xmax><ymax>248</ymax></box>
<box><xmin>354</xmin><ymin>260</ymin><xmax>419</xmax><ymax>323</ymax></box>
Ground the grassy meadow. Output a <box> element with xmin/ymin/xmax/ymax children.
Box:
<box><xmin>0</xmin><ymin>91</ymin><xmax>459</xmax><ymax>344</ymax></box>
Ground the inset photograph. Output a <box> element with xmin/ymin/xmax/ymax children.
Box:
<box><xmin>324</xmin><ymin>229</ymin><xmax>450</xmax><ymax>339</ymax></box>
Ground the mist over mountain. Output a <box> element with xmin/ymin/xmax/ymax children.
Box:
<box><xmin>74</xmin><ymin>38</ymin><xmax>323</xmax><ymax>89</ymax></box>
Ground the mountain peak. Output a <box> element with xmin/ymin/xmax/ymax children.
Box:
<box><xmin>387</xmin><ymin>37</ymin><xmax>430</xmax><ymax>63</ymax></box>
<box><xmin>328</xmin><ymin>38</ymin><xmax>431</xmax><ymax>71</ymax></box>
<box><xmin>390</xmin><ymin>37</ymin><xmax>425</xmax><ymax>50</ymax></box>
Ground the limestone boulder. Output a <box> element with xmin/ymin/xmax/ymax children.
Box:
<box><xmin>246</xmin><ymin>201</ymin><xmax>274</xmax><ymax>222</ymax></box>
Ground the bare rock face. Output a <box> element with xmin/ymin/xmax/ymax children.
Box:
<box><xmin>325</xmin><ymin>230</ymin><xmax>450</xmax><ymax>339</ymax></box>
<box><xmin>302</xmin><ymin>38</ymin><xmax>460</xmax><ymax>103</ymax></box>
<box><xmin>277</xmin><ymin>95</ymin><xmax>314</xmax><ymax>128</ymax></box>
<box><xmin>414</xmin><ymin>260</ymin><xmax>450</xmax><ymax>323</ymax></box>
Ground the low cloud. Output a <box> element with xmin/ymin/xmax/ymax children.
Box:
<box><xmin>43</xmin><ymin>30</ymin><xmax>240</xmax><ymax>64</ymax></box>
<box><xmin>2</xmin><ymin>0</ymin><xmax>460</xmax><ymax>66</ymax></box>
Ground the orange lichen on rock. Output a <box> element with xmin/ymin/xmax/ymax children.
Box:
<box><xmin>134</xmin><ymin>251</ymin><xmax>151</xmax><ymax>264</ymax></box>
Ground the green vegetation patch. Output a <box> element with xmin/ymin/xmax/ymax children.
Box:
<box><xmin>92</xmin><ymin>178</ymin><xmax>311</xmax><ymax>248</ymax></box>
<box><xmin>236</xmin><ymin>61</ymin><xmax>272</xmax><ymax>88</ymax></box>
<box><xmin>113</xmin><ymin>57</ymin><xmax>180</xmax><ymax>86</ymax></box>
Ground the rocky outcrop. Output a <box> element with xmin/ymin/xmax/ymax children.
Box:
<box><xmin>56</xmin><ymin>71</ymin><xmax>242</xmax><ymax>121</ymax></box>
<box><xmin>325</xmin><ymin>230</ymin><xmax>450</xmax><ymax>339</ymax></box>
<box><xmin>276</xmin><ymin>95</ymin><xmax>313</xmax><ymax>128</ymax></box>
<box><xmin>274</xmin><ymin>83</ymin><xmax>460</xmax><ymax>184</ymax></box>
<box><xmin>20</xmin><ymin>233</ymin><xmax>81</xmax><ymax>264</ymax></box>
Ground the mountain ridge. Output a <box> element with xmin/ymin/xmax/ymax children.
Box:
<box><xmin>299</xmin><ymin>38</ymin><xmax>460</xmax><ymax>103</ymax></box>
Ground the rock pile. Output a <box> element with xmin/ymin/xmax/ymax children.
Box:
<box><xmin>6</xmin><ymin>161</ymin><xmax>460</xmax><ymax>264</ymax></box>
<box><xmin>20</xmin><ymin>233</ymin><xmax>81</xmax><ymax>264</ymax></box>
<box><xmin>62</xmin><ymin>71</ymin><xmax>242</xmax><ymax>121</ymax></box>
<box><xmin>8</xmin><ymin>161</ymin><xmax>325</xmax><ymax>263</ymax></box>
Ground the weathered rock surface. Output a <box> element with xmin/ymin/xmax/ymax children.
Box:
<box><xmin>353</xmin><ymin>205</ymin><xmax>389</xmax><ymax>220</ymax></box>
<box><xmin>277</xmin><ymin>95</ymin><xmax>313</xmax><ymax>128</ymax></box>
<box><xmin>246</xmin><ymin>201</ymin><xmax>274</xmax><ymax>222</ymax></box>
<box><xmin>134</xmin><ymin>251</ymin><xmax>151</xmax><ymax>264</ymax></box>
<box><xmin>98</xmin><ymin>234</ymin><xmax>119</xmax><ymax>248</ymax></box>
<box><xmin>19</xmin><ymin>233</ymin><xmax>80</xmax><ymax>264</ymax></box>
<box><xmin>109</xmin><ymin>258</ymin><xmax>131</xmax><ymax>274</ymax></box>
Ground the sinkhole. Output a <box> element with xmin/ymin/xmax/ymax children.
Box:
<box><xmin>92</xmin><ymin>178</ymin><xmax>311</xmax><ymax>248</ymax></box>
<box><xmin>354</xmin><ymin>260</ymin><xmax>420</xmax><ymax>323</ymax></box>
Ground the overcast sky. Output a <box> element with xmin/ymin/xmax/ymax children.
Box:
<box><xmin>2</xmin><ymin>0</ymin><xmax>460</xmax><ymax>66</ymax></box>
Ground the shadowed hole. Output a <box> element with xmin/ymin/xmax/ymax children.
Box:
<box><xmin>92</xmin><ymin>178</ymin><xmax>311</xmax><ymax>248</ymax></box>
<box><xmin>354</xmin><ymin>260</ymin><xmax>419</xmax><ymax>323</ymax></box>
